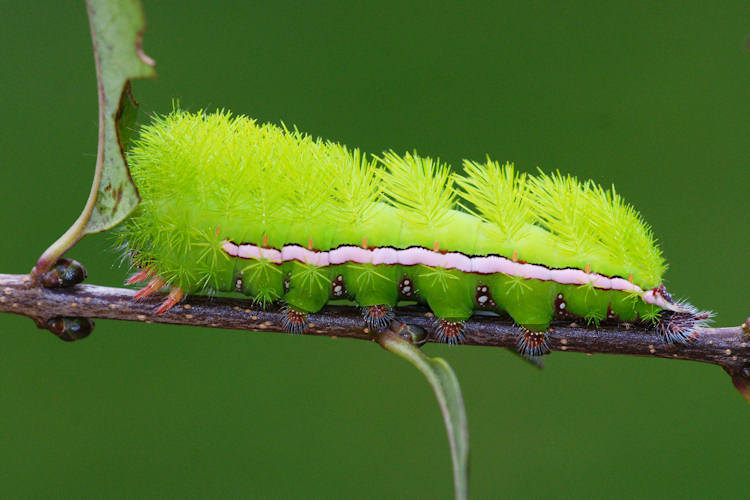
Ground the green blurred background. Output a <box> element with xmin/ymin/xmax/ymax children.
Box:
<box><xmin>2</xmin><ymin>1</ymin><xmax>749</xmax><ymax>498</ymax></box>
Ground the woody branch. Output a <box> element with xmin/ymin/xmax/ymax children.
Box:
<box><xmin>1</xmin><ymin>272</ymin><xmax>749</xmax><ymax>398</ymax></box>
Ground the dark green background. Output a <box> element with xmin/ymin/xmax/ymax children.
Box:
<box><xmin>2</xmin><ymin>1</ymin><xmax>749</xmax><ymax>498</ymax></box>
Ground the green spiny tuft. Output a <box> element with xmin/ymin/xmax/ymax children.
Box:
<box><xmin>454</xmin><ymin>159</ymin><xmax>533</xmax><ymax>244</ymax></box>
<box><xmin>378</xmin><ymin>151</ymin><xmax>457</xmax><ymax>230</ymax></box>
<box><xmin>325</xmin><ymin>145</ymin><xmax>382</xmax><ymax>226</ymax></box>
<box><xmin>528</xmin><ymin>170</ymin><xmax>601</xmax><ymax>258</ymax></box>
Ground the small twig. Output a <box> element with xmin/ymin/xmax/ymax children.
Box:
<box><xmin>1</xmin><ymin>272</ymin><xmax>749</xmax><ymax>390</ymax></box>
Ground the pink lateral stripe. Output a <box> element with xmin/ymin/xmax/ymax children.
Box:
<box><xmin>372</xmin><ymin>247</ymin><xmax>400</xmax><ymax>265</ymax></box>
<box><xmin>397</xmin><ymin>247</ymin><xmax>434</xmax><ymax>266</ymax></box>
<box><xmin>281</xmin><ymin>245</ymin><xmax>330</xmax><ymax>266</ymax></box>
<box><xmin>549</xmin><ymin>268</ymin><xmax>589</xmax><ymax>285</ymax></box>
<box><xmin>238</xmin><ymin>243</ymin><xmax>282</xmax><ymax>263</ymax></box>
<box><xmin>222</xmin><ymin>241</ymin><xmax>652</xmax><ymax>293</ymax></box>
<box><xmin>442</xmin><ymin>252</ymin><xmax>473</xmax><ymax>273</ymax></box>
<box><xmin>641</xmin><ymin>289</ymin><xmax>689</xmax><ymax>312</ymax></box>
<box><xmin>470</xmin><ymin>255</ymin><xmax>508</xmax><ymax>274</ymax></box>
<box><xmin>519</xmin><ymin>263</ymin><xmax>550</xmax><ymax>281</ymax></box>
<box><xmin>329</xmin><ymin>246</ymin><xmax>371</xmax><ymax>265</ymax></box>
<box><xmin>610</xmin><ymin>277</ymin><xmax>636</xmax><ymax>291</ymax></box>
<box><xmin>588</xmin><ymin>275</ymin><xmax>612</xmax><ymax>289</ymax></box>
<box><xmin>222</xmin><ymin>241</ymin><xmax>239</xmax><ymax>257</ymax></box>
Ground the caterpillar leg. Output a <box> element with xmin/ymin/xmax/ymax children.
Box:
<box><xmin>434</xmin><ymin>319</ymin><xmax>465</xmax><ymax>345</ymax></box>
<box><xmin>414</xmin><ymin>269</ymin><xmax>474</xmax><ymax>345</ymax></box>
<box><xmin>281</xmin><ymin>305</ymin><xmax>308</xmax><ymax>333</ymax></box>
<box><xmin>126</xmin><ymin>266</ymin><xmax>156</xmax><ymax>285</ymax></box>
<box><xmin>130</xmin><ymin>271</ymin><xmax>185</xmax><ymax>315</ymax></box>
<box><xmin>133</xmin><ymin>276</ymin><xmax>166</xmax><ymax>299</ymax></box>
<box><xmin>361</xmin><ymin>304</ymin><xmax>394</xmax><ymax>331</ymax></box>
<box><xmin>155</xmin><ymin>287</ymin><xmax>185</xmax><ymax>315</ymax></box>
<box><xmin>517</xmin><ymin>327</ymin><xmax>550</xmax><ymax>358</ymax></box>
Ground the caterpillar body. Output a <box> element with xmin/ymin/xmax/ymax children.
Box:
<box><xmin>119</xmin><ymin>109</ymin><xmax>711</xmax><ymax>356</ymax></box>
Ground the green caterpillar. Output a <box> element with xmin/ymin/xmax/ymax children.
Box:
<box><xmin>119</xmin><ymin>108</ymin><xmax>710</xmax><ymax>356</ymax></box>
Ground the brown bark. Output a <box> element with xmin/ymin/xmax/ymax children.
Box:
<box><xmin>1</xmin><ymin>272</ymin><xmax>748</xmax><ymax>399</ymax></box>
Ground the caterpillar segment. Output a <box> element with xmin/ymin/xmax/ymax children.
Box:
<box><xmin>119</xmin><ymin>109</ymin><xmax>712</xmax><ymax>355</ymax></box>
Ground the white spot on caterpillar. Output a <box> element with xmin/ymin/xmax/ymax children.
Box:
<box><xmin>474</xmin><ymin>283</ymin><xmax>496</xmax><ymax>308</ymax></box>
<box><xmin>399</xmin><ymin>275</ymin><xmax>415</xmax><ymax>297</ymax></box>
<box><xmin>331</xmin><ymin>275</ymin><xmax>347</xmax><ymax>297</ymax></box>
